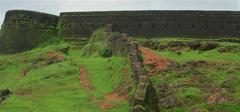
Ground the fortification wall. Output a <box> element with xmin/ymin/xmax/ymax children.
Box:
<box><xmin>59</xmin><ymin>11</ymin><xmax>240</xmax><ymax>38</ymax></box>
<box><xmin>1</xmin><ymin>10</ymin><xmax>240</xmax><ymax>53</ymax></box>
<box><xmin>0</xmin><ymin>10</ymin><xmax>58</xmax><ymax>53</ymax></box>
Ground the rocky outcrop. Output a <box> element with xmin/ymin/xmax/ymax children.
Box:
<box><xmin>0</xmin><ymin>89</ymin><xmax>11</xmax><ymax>104</ymax></box>
<box><xmin>0</xmin><ymin>10</ymin><xmax>58</xmax><ymax>53</ymax></box>
<box><xmin>142</xmin><ymin>40</ymin><xmax>220</xmax><ymax>51</ymax></box>
<box><xmin>199</xmin><ymin>42</ymin><xmax>219</xmax><ymax>51</ymax></box>
<box><xmin>218</xmin><ymin>46</ymin><xmax>240</xmax><ymax>53</ymax></box>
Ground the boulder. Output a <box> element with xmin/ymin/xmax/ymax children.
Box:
<box><xmin>0</xmin><ymin>89</ymin><xmax>11</xmax><ymax>104</ymax></box>
<box><xmin>132</xmin><ymin>105</ymin><xmax>146</xmax><ymax>112</ymax></box>
<box><xmin>199</xmin><ymin>42</ymin><xmax>219</xmax><ymax>51</ymax></box>
<box><xmin>158</xmin><ymin>45</ymin><xmax>168</xmax><ymax>50</ymax></box>
<box><xmin>167</xmin><ymin>41</ymin><xmax>187</xmax><ymax>48</ymax></box>
<box><xmin>0</xmin><ymin>89</ymin><xmax>10</xmax><ymax>97</ymax></box>
<box><xmin>38</xmin><ymin>51</ymin><xmax>66</xmax><ymax>65</ymax></box>
<box><xmin>187</xmin><ymin>41</ymin><xmax>202</xmax><ymax>50</ymax></box>
<box><xmin>158</xmin><ymin>95</ymin><xmax>179</xmax><ymax>108</ymax></box>
<box><xmin>58</xmin><ymin>46</ymin><xmax>70</xmax><ymax>55</ymax></box>
<box><xmin>218</xmin><ymin>46</ymin><xmax>240</xmax><ymax>53</ymax></box>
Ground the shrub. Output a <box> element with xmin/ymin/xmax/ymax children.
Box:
<box><xmin>137</xmin><ymin>52</ymin><xmax>144</xmax><ymax>62</ymax></box>
<box><xmin>99</xmin><ymin>47</ymin><xmax>112</xmax><ymax>58</ymax></box>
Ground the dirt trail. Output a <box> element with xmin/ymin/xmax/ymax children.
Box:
<box><xmin>79</xmin><ymin>66</ymin><xmax>91</xmax><ymax>91</ymax></box>
<box><xmin>79</xmin><ymin>47</ymin><xmax>168</xmax><ymax>111</ymax></box>
<box><xmin>140</xmin><ymin>47</ymin><xmax>170</xmax><ymax>75</ymax></box>
<box><xmin>99</xmin><ymin>91</ymin><xmax>128</xmax><ymax>111</ymax></box>
<box><xmin>99</xmin><ymin>67</ymin><xmax>130</xmax><ymax>111</ymax></box>
<box><xmin>79</xmin><ymin>66</ymin><xmax>130</xmax><ymax>112</ymax></box>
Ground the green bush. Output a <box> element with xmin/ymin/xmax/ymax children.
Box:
<box><xmin>99</xmin><ymin>47</ymin><xmax>112</xmax><ymax>58</ymax></box>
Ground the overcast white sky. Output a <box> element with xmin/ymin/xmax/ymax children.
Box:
<box><xmin>1</xmin><ymin>0</ymin><xmax>240</xmax><ymax>25</ymax></box>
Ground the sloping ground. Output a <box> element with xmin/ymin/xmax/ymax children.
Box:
<box><xmin>138</xmin><ymin>38</ymin><xmax>240</xmax><ymax>112</ymax></box>
<box><xmin>0</xmin><ymin>43</ymin><xmax>100</xmax><ymax>112</ymax></box>
<box><xmin>1</xmin><ymin>27</ymin><xmax>240</xmax><ymax>112</ymax></box>
<box><xmin>139</xmin><ymin>47</ymin><xmax>170</xmax><ymax>76</ymax></box>
<box><xmin>0</xmin><ymin>28</ymin><xmax>134</xmax><ymax>112</ymax></box>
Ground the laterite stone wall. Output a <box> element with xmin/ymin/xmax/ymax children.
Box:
<box><xmin>1</xmin><ymin>10</ymin><xmax>240</xmax><ymax>53</ymax></box>
<box><xmin>59</xmin><ymin>11</ymin><xmax>240</xmax><ymax>38</ymax></box>
<box><xmin>0</xmin><ymin>10</ymin><xmax>58</xmax><ymax>53</ymax></box>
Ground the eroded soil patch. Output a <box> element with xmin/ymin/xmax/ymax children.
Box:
<box><xmin>140</xmin><ymin>47</ymin><xmax>170</xmax><ymax>76</ymax></box>
<box><xmin>80</xmin><ymin>66</ymin><xmax>92</xmax><ymax>91</ymax></box>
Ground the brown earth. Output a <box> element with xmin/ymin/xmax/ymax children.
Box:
<box><xmin>140</xmin><ymin>47</ymin><xmax>170</xmax><ymax>76</ymax></box>
<box><xmin>207</xmin><ymin>92</ymin><xmax>228</xmax><ymax>104</ymax></box>
<box><xmin>99</xmin><ymin>67</ymin><xmax>130</xmax><ymax>111</ymax></box>
<box><xmin>21</xmin><ymin>69</ymin><xmax>29</xmax><ymax>77</ymax></box>
<box><xmin>79</xmin><ymin>66</ymin><xmax>91</xmax><ymax>91</ymax></box>
<box><xmin>41</xmin><ymin>51</ymin><xmax>66</xmax><ymax>64</ymax></box>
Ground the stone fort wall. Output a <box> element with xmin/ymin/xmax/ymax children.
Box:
<box><xmin>59</xmin><ymin>10</ymin><xmax>240</xmax><ymax>38</ymax></box>
<box><xmin>1</xmin><ymin>10</ymin><xmax>240</xmax><ymax>53</ymax></box>
<box><xmin>0</xmin><ymin>10</ymin><xmax>58</xmax><ymax>53</ymax></box>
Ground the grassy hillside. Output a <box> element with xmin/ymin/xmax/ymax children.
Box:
<box><xmin>1</xmin><ymin>27</ymin><xmax>240</xmax><ymax>112</ymax></box>
<box><xmin>137</xmin><ymin>37</ymin><xmax>240</xmax><ymax>112</ymax></box>
<box><xmin>0</xmin><ymin>29</ymin><xmax>134</xmax><ymax>112</ymax></box>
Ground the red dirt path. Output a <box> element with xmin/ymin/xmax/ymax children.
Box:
<box><xmin>80</xmin><ymin>66</ymin><xmax>91</xmax><ymax>91</ymax></box>
<box><xmin>99</xmin><ymin>67</ymin><xmax>130</xmax><ymax>111</ymax></box>
<box><xmin>140</xmin><ymin>47</ymin><xmax>170</xmax><ymax>75</ymax></box>
<box><xmin>79</xmin><ymin>66</ymin><xmax>129</xmax><ymax>112</ymax></box>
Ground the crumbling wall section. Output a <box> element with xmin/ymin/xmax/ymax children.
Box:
<box><xmin>107</xmin><ymin>24</ymin><xmax>149</xmax><ymax>112</ymax></box>
<box><xmin>129</xmin><ymin>40</ymin><xmax>149</xmax><ymax>112</ymax></box>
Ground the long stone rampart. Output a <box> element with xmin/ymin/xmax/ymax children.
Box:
<box><xmin>1</xmin><ymin>10</ymin><xmax>240</xmax><ymax>53</ymax></box>
<box><xmin>59</xmin><ymin>10</ymin><xmax>240</xmax><ymax>38</ymax></box>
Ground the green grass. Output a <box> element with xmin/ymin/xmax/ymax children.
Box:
<box><xmin>0</xmin><ymin>56</ymin><xmax>99</xmax><ymax>112</ymax></box>
<box><xmin>191</xmin><ymin>103</ymin><xmax>240</xmax><ymax>112</ymax></box>
<box><xmin>175</xmin><ymin>87</ymin><xmax>203</xmax><ymax>105</ymax></box>
<box><xmin>141</xmin><ymin>37</ymin><xmax>240</xmax><ymax>112</ymax></box>
<box><xmin>157</xmin><ymin>49</ymin><xmax>240</xmax><ymax>63</ymax></box>
<box><xmin>105</xmin><ymin>102</ymin><xmax>131</xmax><ymax>112</ymax></box>
<box><xmin>0</xmin><ymin>28</ymin><xmax>133</xmax><ymax>112</ymax></box>
<box><xmin>80</xmin><ymin>57</ymin><xmax>129</xmax><ymax>99</ymax></box>
<box><xmin>1</xmin><ymin>32</ymin><xmax>239</xmax><ymax>112</ymax></box>
<box><xmin>0</xmin><ymin>66</ymin><xmax>21</xmax><ymax>89</ymax></box>
<box><xmin>82</xmin><ymin>28</ymin><xmax>108</xmax><ymax>57</ymax></box>
<box><xmin>137</xmin><ymin>37</ymin><xmax>240</xmax><ymax>63</ymax></box>
<box><xmin>0</xmin><ymin>42</ymin><xmax>70</xmax><ymax>89</ymax></box>
<box><xmin>0</xmin><ymin>50</ymin><xmax>132</xmax><ymax>112</ymax></box>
